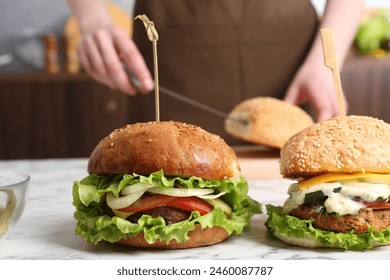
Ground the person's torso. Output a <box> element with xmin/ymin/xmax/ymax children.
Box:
<box><xmin>130</xmin><ymin>0</ymin><xmax>318</xmax><ymax>144</ymax></box>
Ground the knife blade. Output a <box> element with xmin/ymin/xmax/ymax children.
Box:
<box><xmin>126</xmin><ymin>67</ymin><xmax>247</xmax><ymax>125</ymax></box>
<box><xmin>159</xmin><ymin>86</ymin><xmax>248</xmax><ymax>124</ymax></box>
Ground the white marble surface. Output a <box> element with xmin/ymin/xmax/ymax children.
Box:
<box><xmin>0</xmin><ymin>158</ymin><xmax>389</xmax><ymax>260</ymax></box>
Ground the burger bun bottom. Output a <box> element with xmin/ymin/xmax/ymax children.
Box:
<box><xmin>116</xmin><ymin>224</ymin><xmax>229</xmax><ymax>249</ymax></box>
<box><xmin>273</xmin><ymin>231</ymin><xmax>390</xmax><ymax>249</ymax></box>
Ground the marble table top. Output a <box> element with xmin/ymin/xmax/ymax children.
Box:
<box><xmin>0</xmin><ymin>158</ymin><xmax>389</xmax><ymax>260</ymax></box>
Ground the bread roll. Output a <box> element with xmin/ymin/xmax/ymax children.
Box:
<box><xmin>225</xmin><ymin>97</ymin><xmax>313</xmax><ymax>149</ymax></box>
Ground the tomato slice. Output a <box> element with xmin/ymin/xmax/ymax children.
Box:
<box><xmin>362</xmin><ymin>199</ymin><xmax>390</xmax><ymax>210</ymax></box>
<box><xmin>119</xmin><ymin>194</ymin><xmax>175</xmax><ymax>212</ymax></box>
<box><xmin>166</xmin><ymin>197</ymin><xmax>213</xmax><ymax>216</ymax></box>
<box><xmin>117</xmin><ymin>194</ymin><xmax>213</xmax><ymax>215</ymax></box>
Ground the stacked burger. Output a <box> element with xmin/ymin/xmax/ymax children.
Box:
<box><xmin>73</xmin><ymin>121</ymin><xmax>261</xmax><ymax>249</ymax></box>
<box><xmin>266</xmin><ymin>115</ymin><xmax>390</xmax><ymax>250</ymax></box>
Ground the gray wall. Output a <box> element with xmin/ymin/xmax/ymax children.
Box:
<box><xmin>0</xmin><ymin>0</ymin><xmax>134</xmax><ymax>73</ymax></box>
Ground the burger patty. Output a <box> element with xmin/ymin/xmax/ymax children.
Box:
<box><xmin>290</xmin><ymin>205</ymin><xmax>390</xmax><ymax>234</ymax></box>
<box><xmin>128</xmin><ymin>206</ymin><xmax>191</xmax><ymax>225</ymax></box>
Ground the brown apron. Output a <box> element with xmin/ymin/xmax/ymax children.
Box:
<box><xmin>130</xmin><ymin>0</ymin><xmax>318</xmax><ymax>144</ymax></box>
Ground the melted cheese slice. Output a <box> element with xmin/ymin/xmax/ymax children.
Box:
<box><xmin>298</xmin><ymin>173</ymin><xmax>390</xmax><ymax>190</ymax></box>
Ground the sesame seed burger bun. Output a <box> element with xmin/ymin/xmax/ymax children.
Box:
<box><xmin>280</xmin><ymin>115</ymin><xmax>390</xmax><ymax>179</ymax></box>
<box><xmin>88</xmin><ymin>121</ymin><xmax>241</xmax><ymax>180</ymax></box>
<box><xmin>225</xmin><ymin>97</ymin><xmax>314</xmax><ymax>149</ymax></box>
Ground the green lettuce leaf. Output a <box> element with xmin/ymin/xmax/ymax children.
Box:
<box><xmin>72</xmin><ymin>171</ymin><xmax>261</xmax><ymax>245</ymax></box>
<box><xmin>265</xmin><ymin>204</ymin><xmax>390</xmax><ymax>251</ymax></box>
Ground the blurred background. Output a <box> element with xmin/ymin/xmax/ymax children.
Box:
<box><xmin>0</xmin><ymin>0</ymin><xmax>390</xmax><ymax>159</ymax></box>
<box><xmin>0</xmin><ymin>0</ymin><xmax>135</xmax><ymax>73</ymax></box>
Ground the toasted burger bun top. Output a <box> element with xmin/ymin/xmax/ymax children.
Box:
<box><xmin>280</xmin><ymin>115</ymin><xmax>390</xmax><ymax>179</ymax></box>
<box><xmin>225</xmin><ymin>97</ymin><xmax>313</xmax><ymax>149</ymax></box>
<box><xmin>88</xmin><ymin>121</ymin><xmax>241</xmax><ymax>180</ymax></box>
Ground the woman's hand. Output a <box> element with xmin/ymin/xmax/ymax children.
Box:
<box><xmin>77</xmin><ymin>24</ymin><xmax>154</xmax><ymax>95</ymax></box>
<box><xmin>67</xmin><ymin>0</ymin><xmax>154</xmax><ymax>95</ymax></box>
<box><xmin>284</xmin><ymin>65</ymin><xmax>347</xmax><ymax>122</ymax></box>
<box><xmin>284</xmin><ymin>0</ymin><xmax>363</xmax><ymax>122</ymax></box>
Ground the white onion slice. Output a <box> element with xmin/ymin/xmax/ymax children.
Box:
<box><xmin>106</xmin><ymin>190</ymin><xmax>146</xmax><ymax>209</ymax></box>
<box><xmin>204</xmin><ymin>198</ymin><xmax>232</xmax><ymax>217</ymax></box>
<box><xmin>197</xmin><ymin>191</ymin><xmax>226</xmax><ymax>199</ymax></box>
<box><xmin>121</xmin><ymin>182</ymin><xmax>157</xmax><ymax>195</ymax></box>
<box><xmin>147</xmin><ymin>187</ymin><xmax>214</xmax><ymax>197</ymax></box>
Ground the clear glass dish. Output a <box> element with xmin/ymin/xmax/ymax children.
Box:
<box><xmin>0</xmin><ymin>171</ymin><xmax>30</xmax><ymax>240</ymax></box>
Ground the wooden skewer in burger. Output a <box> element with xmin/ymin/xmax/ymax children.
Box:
<box><xmin>265</xmin><ymin>28</ymin><xmax>390</xmax><ymax>251</ymax></box>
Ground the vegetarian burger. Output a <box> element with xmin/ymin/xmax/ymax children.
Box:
<box><xmin>73</xmin><ymin>121</ymin><xmax>261</xmax><ymax>249</ymax></box>
<box><xmin>266</xmin><ymin>115</ymin><xmax>390</xmax><ymax>250</ymax></box>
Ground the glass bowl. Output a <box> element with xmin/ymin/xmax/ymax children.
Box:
<box><xmin>0</xmin><ymin>171</ymin><xmax>30</xmax><ymax>240</ymax></box>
